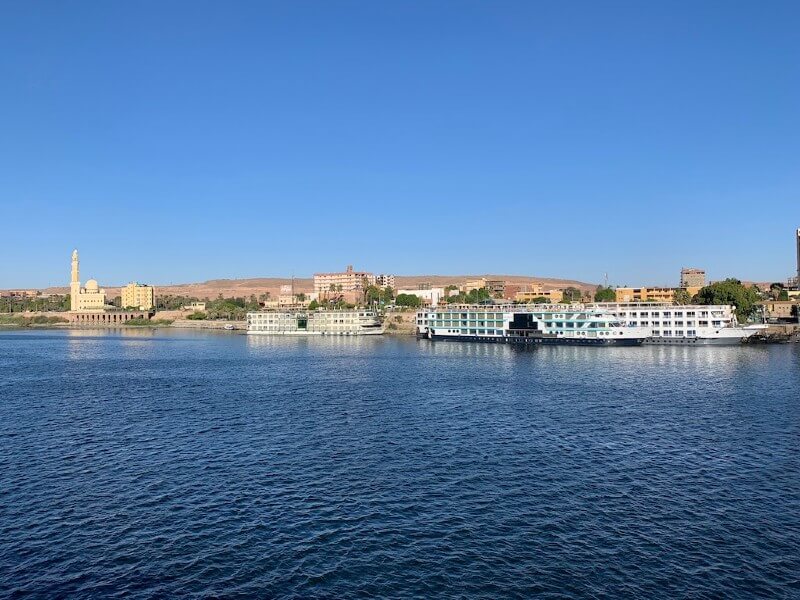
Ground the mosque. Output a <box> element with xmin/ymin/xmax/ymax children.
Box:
<box><xmin>67</xmin><ymin>249</ymin><xmax>152</xmax><ymax>324</ymax></box>
<box><xmin>70</xmin><ymin>249</ymin><xmax>108</xmax><ymax>312</ymax></box>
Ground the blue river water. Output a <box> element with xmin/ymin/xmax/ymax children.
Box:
<box><xmin>1</xmin><ymin>329</ymin><xmax>799</xmax><ymax>598</ymax></box>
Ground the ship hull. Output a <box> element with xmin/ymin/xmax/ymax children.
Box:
<box><xmin>422</xmin><ymin>333</ymin><xmax>644</xmax><ymax>346</ymax></box>
<box><xmin>643</xmin><ymin>336</ymin><xmax>746</xmax><ymax>346</ymax></box>
<box><xmin>247</xmin><ymin>329</ymin><xmax>384</xmax><ymax>336</ymax></box>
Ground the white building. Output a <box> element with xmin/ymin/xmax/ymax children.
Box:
<box><xmin>397</xmin><ymin>287</ymin><xmax>445</xmax><ymax>307</ymax></box>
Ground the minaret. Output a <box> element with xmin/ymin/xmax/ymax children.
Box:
<box><xmin>70</xmin><ymin>249</ymin><xmax>80</xmax><ymax>311</ymax></box>
<box><xmin>796</xmin><ymin>228</ymin><xmax>800</xmax><ymax>286</ymax></box>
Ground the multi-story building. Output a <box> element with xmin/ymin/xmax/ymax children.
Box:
<box><xmin>463</xmin><ymin>278</ymin><xmax>487</xmax><ymax>293</ymax></box>
<box><xmin>121</xmin><ymin>282</ymin><xmax>155</xmax><ymax>310</ymax></box>
<box><xmin>680</xmin><ymin>268</ymin><xmax>706</xmax><ymax>289</ymax></box>
<box><xmin>278</xmin><ymin>284</ymin><xmax>294</xmax><ymax>306</ymax></box>
<box><xmin>313</xmin><ymin>265</ymin><xmax>375</xmax><ymax>297</ymax></box>
<box><xmin>615</xmin><ymin>286</ymin><xmax>701</xmax><ymax>303</ymax></box>
<box><xmin>375</xmin><ymin>274</ymin><xmax>395</xmax><ymax>289</ymax></box>
<box><xmin>485</xmin><ymin>280</ymin><xmax>506</xmax><ymax>297</ymax></box>
<box><xmin>515</xmin><ymin>289</ymin><xmax>564</xmax><ymax>303</ymax></box>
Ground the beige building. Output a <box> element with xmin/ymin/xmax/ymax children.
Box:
<box><xmin>121</xmin><ymin>282</ymin><xmax>154</xmax><ymax>310</ymax></box>
<box><xmin>615</xmin><ymin>286</ymin><xmax>702</xmax><ymax>303</ymax></box>
<box><xmin>463</xmin><ymin>278</ymin><xmax>487</xmax><ymax>293</ymax></box>
<box><xmin>515</xmin><ymin>289</ymin><xmax>564</xmax><ymax>303</ymax></box>
<box><xmin>70</xmin><ymin>249</ymin><xmax>107</xmax><ymax>312</ymax></box>
<box><xmin>680</xmin><ymin>268</ymin><xmax>706</xmax><ymax>288</ymax></box>
<box><xmin>0</xmin><ymin>289</ymin><xmax>39</xmax><ymax>299</ymax></box>
<box><xmin>314</xmin><ymin>265</ymin><xmax>375</xmax><ymax>297</ymax></box>
<box><xmin>760</xmin><ymin>299</ymin><xmax>799</xmax><ymax>322</ymax></box>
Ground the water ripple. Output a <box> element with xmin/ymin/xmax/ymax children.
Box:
<box><xmin>1</xmin><ymin>331</ymin><xmax>799</xmax><ymax>598</ymax></box>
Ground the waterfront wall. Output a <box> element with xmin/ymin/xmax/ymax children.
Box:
<box><xmin>67</xmin><ymin>310</ymin><xmax>152</xmax><ymax>325</ymax></box>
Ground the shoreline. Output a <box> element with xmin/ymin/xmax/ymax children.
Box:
<box><xmin>0</xmin><ymin>323</ymin><xmax>418</xmax><ymax>336</ymax></box>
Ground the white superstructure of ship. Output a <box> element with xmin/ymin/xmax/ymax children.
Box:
<box><xmin>591</xmin><ymin>303</ymin><xmax>763</xmax><ymax>345</ymax></box>
<box><xmin>415</xmin><ymin>304</ymin><xmax>649</xmax><ymax>346</ymax></box>
<box><xmin>247</xmin><ymin>310</ymin><xmax>384</xmax><ymax>335</ymax></box>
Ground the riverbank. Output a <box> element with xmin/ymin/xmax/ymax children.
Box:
<box><xmin>382</xmin><ymin>311</ymin><xmax>417</xmax><ymax>335</ymax></box>
<box><xmin>0</xmin><ymin>315</ymin><xmax>69</xmax><ymax>328</ymax></box>
<box><xmin>0</xmin><ymin>310</ymin><xmax>421</xmax><ymax>335</ymax></box>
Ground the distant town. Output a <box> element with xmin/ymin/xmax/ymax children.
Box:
<box><xmin>1</xmin><ymin>228</ymin><xmax>799</xmax><ymax>340</ymax></box>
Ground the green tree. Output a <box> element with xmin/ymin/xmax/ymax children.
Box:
<box><xmin>381</xmin><ymin>286</ymin><xmax>395</xmax><ymax>303</ymax></box>
<box><xmin>308</xmin><ymin>299</ymin><xmax>320</xmax><ymax>310</ymax></box>
<box><xmin>673</xmin><ymin>289</ymin><xmax>692</xmax><ymax>305</ymax></box>
<box><xmin>364</xmin><ymin>285</ymin><xmax>382</xmax><ymax>304</ymax></box>
<box><xmin>594</xmin><ymin>286</ymin><xmax>616</xmax><ymax>302</ymax></box>
<box><xmin>695</xmin><ymin>278</ymin><xmax>761</xmax><ymax>321</ymax></box>
<box><xmin>562</xmin><ymin>287</ymin><xmax>582</xmax><ymax>303</ymax></box>
<box><xmin>395</xmin><ymin>293</ymin><xmax>422</xmax><ymax>308</ymax></box>
<box><xmin>465</xmin><ymin>287</ymin><xmax>491</xmax><ymax>304</ymax></box>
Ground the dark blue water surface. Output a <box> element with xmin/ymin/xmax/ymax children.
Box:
<box><xmin>1</xmin><ymin>330</ymin><xmax>799</xmax><ymax>598</ymax></box>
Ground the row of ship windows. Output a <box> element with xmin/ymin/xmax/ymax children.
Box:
<box><xmin>432</xmin><ymin>320</ymin><xmax>503</xmax><ymax>327</ymax></box>
<box><xmin>654</xmin><ymin>331</ymin><xmax>697</xmax><ymax>337</ymax></box>
<box><xmin>438</xmin><ymin>329</ymin><xmax>622</xmax><ymax>337</ymax></box>
<box><xmin>442</xmin><ymin>329</ymin><xmax>502</xmax><ymax>335</ymax></box>
<box><xmin>251</xmin><ymin>319</ymin><xmax>360</xmax><ymax>323</ymax></box>
<box><xmin>433</xmin><ymin>321</ymin><xmax>623</xmax><ymax>329</ymax></box>
<box><xmin>544</xmin><ymin>322</ymin><xmax>611</xmax><ymax>329</ymax></box>
<box><xmin>624</xmin><ymin>311</ymin><xmax>722</xmax><ymax>318</ymax></box>
<box><xmin>249</xmin><ymin>325</ymin><xmax>360</xmax><ymax>330</ymax></box>
<box><xmin>629</xmin><ymin>320</ymin><xmax>721</xmax><ymax>327</ymax></box>
<box><xmin>433</xmin><ymin>313</ymin><xmax>504</xmax><ymax>319</ymax></box>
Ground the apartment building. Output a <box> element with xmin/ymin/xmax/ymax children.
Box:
<box><xmin>313</xmin><ymin>265</ymin><xmax>375</xmax><ymax>296</ymax></box>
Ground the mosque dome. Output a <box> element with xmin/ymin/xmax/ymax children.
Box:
<box><xmin>85</xmin><ymin>279</ymin><xmax>99</xmax><ymax>291</ymax></box>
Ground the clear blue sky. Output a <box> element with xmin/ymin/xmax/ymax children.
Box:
<box><xmin>1</xmin><ymin>1</ymin><xmax>798</xmax><ymax>288</ymax></box>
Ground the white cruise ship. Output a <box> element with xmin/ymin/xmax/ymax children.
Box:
<box><xmin>247</xmin><ymin>310</ymin><xmax>384</xmax><ymax>335</ymax></box>
<box><xmin>590</xmin><ymin>303</ymin><xmax>762</xmax><ymax>345</ymax></box>
<box><xmin>416</xmin><ymin>305</ymin><xmax>649</xmax><ymax>346</ymax></box>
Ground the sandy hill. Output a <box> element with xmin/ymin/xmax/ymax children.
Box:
<box><xmin>39</xmin><ymin>274</ymin><xmax>597</xmax><ymax>300</ymax></box>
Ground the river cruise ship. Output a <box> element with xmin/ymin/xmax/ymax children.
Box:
<box><xmin>247</xmin><ymin>310</ymin><xmax>384</xmax><ymax>335</ymax></box>
<box><xmin>590</xmin><ymin>303</ymin><xmax>762</xmax><ymax>345</ymax></box>
<box><xmin>415</xmin><ymin>305</ymin><xmax>649</xmax><ymax>346</ymax></box>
